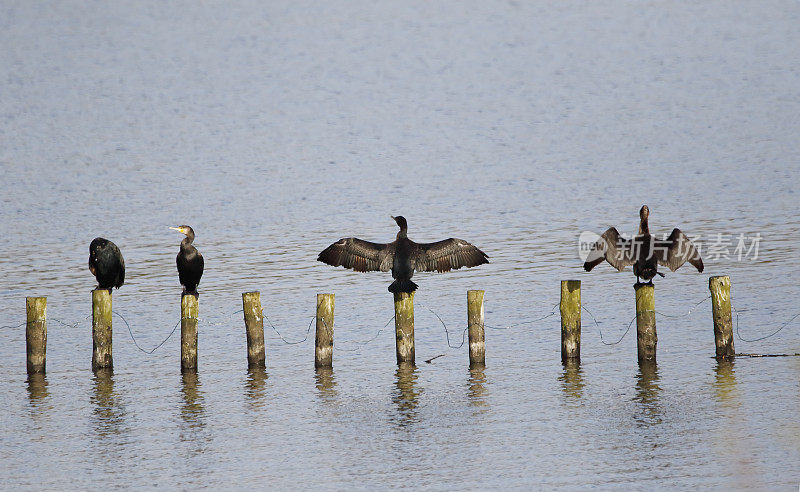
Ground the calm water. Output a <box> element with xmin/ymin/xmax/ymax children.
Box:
<box><xmin>2</xmin><ymin>1</ymin><xmax>800</xmax><ymax>488</ymax></box>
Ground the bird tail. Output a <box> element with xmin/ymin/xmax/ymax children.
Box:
<box><xmin>388</xmin><ymin>279</ymin><xmax>418</xmax><ymax>294</ymax></box>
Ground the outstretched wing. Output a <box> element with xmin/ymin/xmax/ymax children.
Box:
<box><xmin>412</xmin><ymin>238</ymin><xmax>489</xmax><ymax>273</ymax></box>
<box><xmin>317</xmin><ymin>238</ymin><xmax>394</xmax><ymax>272</ymax></box>
<box><xmin>583</xmin><ymin>227</ymin><xmax>636</xmax><ymax>272</ymax></box>
<box><xmin>655</xmin><ymin>228</ymin><xmax>704</xmax><ymax>272</ymax></box>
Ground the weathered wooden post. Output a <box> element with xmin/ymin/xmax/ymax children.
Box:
<box><xmin>393</xmin><ymin>291</ymin><xmax>415</xmax><ymax>365</ymax></box>
<box><xmin>181</xmin><ymin>294</ymin><xmax>199</xmax><ymax>373</ymax></box>
<box><xmin>467</xmin><ymin>290</ymin><xmax>485</xmax><ymax>367</ymax></box>
<box><xmin>560</xmin><ymin>280</ymin><xmax>581</xmax><ymax>363</ymax></box>
<box><xmin>315</xmin><ymin>293</ymin><xmax>335</xmax><ymax>368</ymax></box>
<box><xmin>92</xmin><ymin>289</ymin><xmax>113</xmax><ymax>371</ymax></box>
<box><xmin>242</xmin><ymin>292</ymin><xmax>266</xmax><ymax>369</ymax></box>
<box><xmin>25</xmin><ymin>297</ymin><xmax>47</xmax><ymax>374</ymax></box>
<box><xmin>709</xmin><ymin>275</ymin><xmax>734</xmax><ymax>358</ymax></box>
<box><xmin>634</xmin><ymin>283</ymin><xmax>657</xmax><ymax>363</ymax></box>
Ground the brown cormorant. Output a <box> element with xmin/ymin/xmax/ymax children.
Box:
<box><xmin>170</xmin><ymin>225</ymin><xmax>204</xmax><ymax>297</ymax></box>
<box><xmin>88</xmin><ymin>237</ymin><xmax>125</xmax><ymax>292</ymax></box>
<box><xmin>318</xmin><ymin>216</ymin><xmax>489</xmax><ymax>293</ymax></box>
<box><xmin>583</xmin><ymin>205</ymin><xmax>704</xmax><ymax>284</ymax></box>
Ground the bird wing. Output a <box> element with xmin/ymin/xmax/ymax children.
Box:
<box><xmin>655</xmin><ymin>228</ymin><xmax>704</xmax><ymax>272</ymax></box>
<box><xmin>411</xmin><ymin>238</ymin><xmax>489</xmax><ymax>273</ymax></box>
<box><xmin>317</xmin><ymin>238</ymin><xmax>394</xmax><ymax>272</ymax></box>
<box><xmin>117</xmin><ymin>254</ymin><xmax>125</xmax><ymax>288</ymax></box>
<box><xmin>583</xmin><ymin>227</ymin><xmax>636</xmax><ymax>272</ymax></box>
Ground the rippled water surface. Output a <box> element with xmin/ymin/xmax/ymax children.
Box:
<box><xmin>2</xmin><ymin>1</ymin><xmax>800</xmax><ymax>488</ymax></box>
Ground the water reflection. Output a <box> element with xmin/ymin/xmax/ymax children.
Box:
<box><xmin>179</xmin><ymin>373</ymin><xmax>210</xmax><ymax>456</ymax></box>
<box><xmin>633</xmin><ymin>362</ymin><xmax>662</xmax><ymax>426</ymax></box>
<box><xmin>392</xmin><ymin>363</ymin><xmax>420</xmax><ymax>427</ymax></box>
<box><xmin>26</xmin><ymin>373</ymin><xmax>49</xmax><ymax>404</ymax></box>
<box><xmin>314</xmin><ymin>367</ymin><xmax>337</xmax><ymax>401</ymax></box>
<box><xmin>245</xmin><ymin>367</ymin><xmax>269</xmax><ymax>408</ymax></box>
<box><xmin>90</xmin><ymin>369</ymin><xmax>127</xmax><ymax>439</ymax></box>
<box><xmin>559</xmin><ymin>360</ymin><xmax>585</xmax><ymax>403</ymax></box>
<box><xmin>180</xmin><ymin>372</ymin><xmax>206</xmax><ymax>428</ymax></box>
<box><xmin>713</xmin><ymin>360</ymin><xmax>738</xmax><ymax>404</ymax></box>
<box><xmin>466</xmin><ymin>366</ymin><xmax>488</xmax><ymax>409</ymax></box>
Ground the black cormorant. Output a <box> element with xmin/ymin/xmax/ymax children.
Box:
<box><xmin>318</xmin><ymin>216</ymin><xmax>489</xmax><ymax>293</ymax></box>
<box><xmin>583</xmin><ymin>205</ymin><xmax>704</xmax><ymax>284</ymax></box>
<box><xmin>170</xmin><ymin>225</ymin><xmax>204</xmax><ymax>297</ymax></box>
<box><xmin>89</xmin><ymin>237</ymin><xmax>125</xmax><ymax>292</ymax></box>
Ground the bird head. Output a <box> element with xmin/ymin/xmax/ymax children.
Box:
<box><xmin>169</xmin><ymin>225</ymin><xmax>194</xmax><ymax>236</ymax></box>
<box><xmin>391</xmin><ymin>215</ymin><xmax>408</xmax><ymax>230</ymax></box>
<box><xmin>639</xmin><ymin>205</ymin><xmax>649</xmax><ymax>220</ymax></box>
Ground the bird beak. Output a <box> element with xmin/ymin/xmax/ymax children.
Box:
<box><xmin>390</xmin><ymin>216</ymin><xmax>395</xmax><ymax>221</ymax></box>
<box><xmin>169</xmin><ymin>226</ymin><xmax>182</xmax><ymax>233</ymax></box>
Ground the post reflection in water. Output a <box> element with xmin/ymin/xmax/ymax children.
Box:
<box><xmin>179</xmin><ymin>373</ymin><xmax>210</xmax><ymax>456</ymax></box>
<box><xmin>245</xmin><ymin>367</ymin><xmax>269</xmax><ymax>407</ymax></box>
<box><xmin>633</xmin><ymin>361</ymin><xmax>662</xmax><ymax>426</ymax></box>
<box><xmin>26</xmin><ymin>373</ymin><xmax>49</xmax><ymax>404</ymax></box>
<box><xmin>711</xmin><ymin>360</ymin><xmax>757</xmax><ymax>486</ymax></box>
<box><xmin>713</xmin><ymin>359</ymin><xmax>738</xmax><ymax>403</ymax></box>
<box><xmin>314</xmin><ymin>367</ymin><xmax>337</xmax><ymax>401</ymax></box>
<box><xmin>180</xmin><ymin>372</ymin><xmax>206</xmax><ymax>428</ymax></box>
<box><xmin>392</xmin><ymin>362</ymin><xmax>420</xmax><ymax>428</ymax></box>
<box><xmin>91</xmin><ymin>368</ymin><xmax>127</xmax><ymax>439</ymax></box>
<box><xmin>467</xmin><ymin>365</ymin><xmax>489</xmax><ymax>409</ymax></box>
<box><xmin>559</xmin><ymin>359</ymin><xmax>585</xmax><ymax>403</ymax></box>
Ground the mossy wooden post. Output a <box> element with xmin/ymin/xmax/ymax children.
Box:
<box><xmin>393</xmin><ymin>292</ymin><xmax>415</xmax><ymax>365</ymax></box>
<box><xmin>560</xmin><ymin>280</ymin><xmax>581</xmax><ymax>363</ymax></box>
<box><xmin>315</xmin><ymin>293</ymin><xmax>335</xmax><ymax>368</ymax></box>
<box><xmin>181</xmin><ymin>295</ymin><xmax>199</xmax><ymax>373</ymax></box>
<box><xmin>709</xmin><ymin>275</ymin><xmax>734</xmax><ymax>358</ymax></box>
<box><xmin>634</xmin><ymin>283</ymin><xmax>657</xmax><ymax>363</ymax></box>
<box><xmin>467</xmin><ymin>290</ymin><xmax>485</xmax><ymax>367</ymax></box>
<box><xmin>25</xmin><ymin>297</ymin><xmax>47</xmax><ymax>374</ymax></box>
<box><xmin>91</xmin><ymin>289</ymin><xmax>113</xmax><ymax>371</ymax></box>
<box><xmin>242</xmin><ymin>292</ymin><xmax>266</xmax><ymax>369</ymax></box>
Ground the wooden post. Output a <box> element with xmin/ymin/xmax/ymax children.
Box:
<box><xmin>92</xmin><ymin>289</ymin><xmax>113</xmax><ymax>371</ymax></box>
<box><xmin>181</xmin><ymin>294</ymin><xmax>198</xmax><ymax>373</ymax></box>
<box><xmin>467</xmin><ymin>290</ymin><xmax>485</xmax><ymax>367</ymax></box>
<box><xmin>315</xmin><ymin>293</ymin><xmax>335</xmax><ymax>368</ymax></box>
<box><xmin>560</xmin><ymin>280</ymin><xmax>581</xmax><ymax>363</ymax></box>
<box><xmin>709</xmin><ymin>275</ymin><xmax>734</xmax><ymax>358</ymax></box>
<box><xmin>242</xmin><ymin>292</ymin><xmax>266</xmax><ymax>369</ymax></box>
<box><xmin>393</xmin><ymin>291</ymin><xmax>415</xmax><ymax>365</ymax></box>
<box><xmin>634</xmin><ymin>283</ymin><xmax>657</xmax><ymax>363</ymax></box>
<box><xmin>25</xmin><ymin>297</ymin><xmax>47</xmax><ymax>374</ymax></box>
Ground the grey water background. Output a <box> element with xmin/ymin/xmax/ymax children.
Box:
<box><xmin>1</xmin><ymin>0</ymin><xmax>799</xmax><ymax>488</ymax></box>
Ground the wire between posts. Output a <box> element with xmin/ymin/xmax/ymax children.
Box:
<box><xmin>581</xmin><ymin>304</ymin><xmax>636</xmax><ymax>345</ymax></box>
<box><xmin>733</xmin><ymin>304</ymin><xmax>800</xmax><ymax>343</ymax></box>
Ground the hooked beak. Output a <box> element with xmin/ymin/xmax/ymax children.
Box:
<box><xmin>169</xmin><ymin>226</ymin><xmax>183</xmax><ymax>233</ymax></box>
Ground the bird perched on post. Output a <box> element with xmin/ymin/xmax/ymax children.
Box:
<box><xmin>170</xmin><ymin>225</ymin><xmax>204</xmax><ymax>297</ymax></box>
<box><xmin>583</xmin><ymin>205</ymin><xmax>704</xmax><ymax>284</ymax></box>
<box><xmin>317</xmin><ymin>216</ymin><xmax>489</xmax><ymax>293</ymax></box>
<box><xmin>88</xmin><ymin>238</ymin><xmax>125</xmax><ymax>293</ymax></box>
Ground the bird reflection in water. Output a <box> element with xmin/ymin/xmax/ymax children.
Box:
<box><xmin>91</xmin><ymin>368</ymin><xmax>127</xmax><ymax>439</ymax></box>
<box><xmin>245</xmin><ymin>367</ymin><xmax>269</xmax><ymax>408</ymax></box>
<box><xmin>314</xmin><ymin>367</ymin><xmax>337</xmax><ymax>402</ymax></box>
<box><xmin>633</xmin><ymin>361</ymin><xmax>662</xmax><ymax>426</ymax></box>
<box><xmin>393</xmin><ymin>363</ymin><xmax>420</xmax><ymax>427</ymax></box>
<box><xmin>559</xmin><ymin>359</ymin><xmax>585</xmax><ymax>404</ymax></box>
<box><xmin>467</xmin><ymin>365</ymin><xmax>489</xmax><ymax>410</ymax></box>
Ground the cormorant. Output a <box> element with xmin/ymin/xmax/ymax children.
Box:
<box><xmin>88</xmin><ymin>238</ymin><xmax>125</xmax><ymax>292</ymax></box>
<box><xmin>583</xmin><ymin>205</ymin><xmax>704</xmax><ymax>284</ymax></box>
<box><xmin>317</xmin><ymin>216</ymin><xmax>489</xmax><ymax>293</ymax></box>
<box><xmin>170</xmin><ymin>225</ymin><xmax>204</xmax><ymax>297</ymax></box>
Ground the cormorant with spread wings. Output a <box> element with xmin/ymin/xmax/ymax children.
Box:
<box><xmin>318</xmin><ymin>216</ymin><xmax>489</xmax><ymax>293</ymax></box>
<box><xmin>584</xmin><ymin>205</ymin><xmax>704</xmax><ymax>284</ymax></box>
